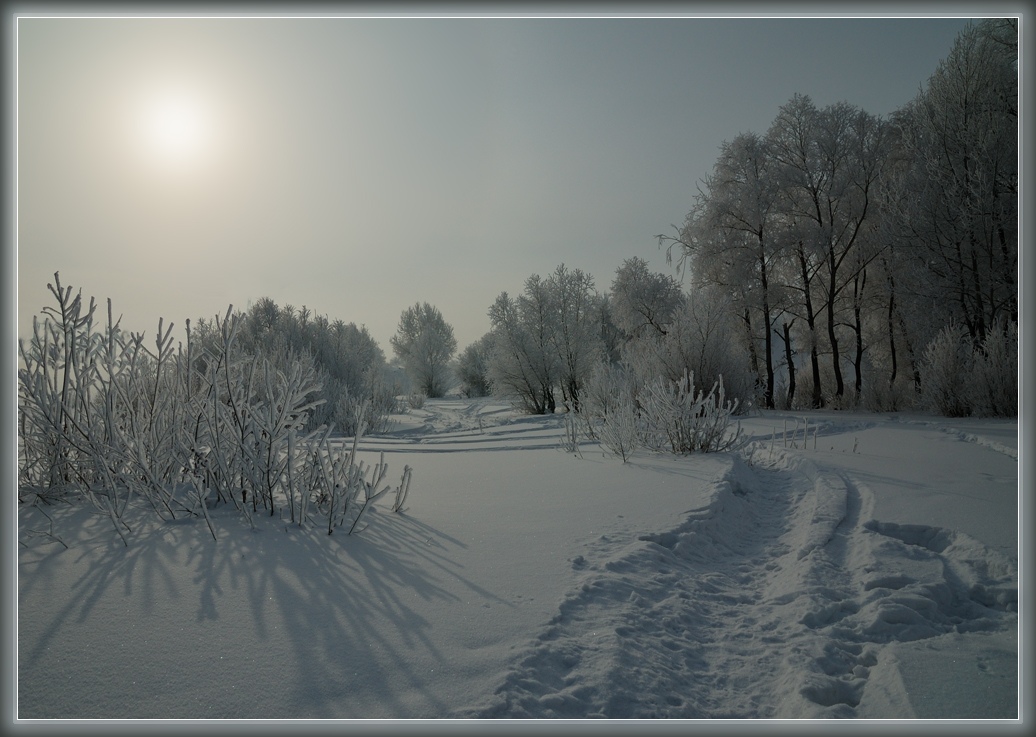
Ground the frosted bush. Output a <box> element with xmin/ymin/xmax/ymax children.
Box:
<box><xmin>596</xmin><ymin>396</ymin><xmax>640</xmax><ymax>462</ymax></box>
<box><xmin>18</xmin><ymin>274</ymin><xmax>414</xmax><ymax>545</ymax></box>
<box><xmin>578</xmin><ymin>363</ymin><xmax>640</xmax><ymax>461</ymax></box>
<box><xmin>920</xmin><ymin>324</ymin><xmax>974</xmax><ymax>417</ymax></box>
<box><xmin>637</xmin><ymin>371</ymin><xmax>743</xmax><ymax>455</ymax></box>
<box><xmin>970</xmin><ymin>320</ymin><xmax>1017</xmax><ymax>417</ymax></box>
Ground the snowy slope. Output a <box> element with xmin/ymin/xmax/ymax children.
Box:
<box><xmin>16</xmin><ymin>399</ymin><xmax>1019</xmax><ymax>721</ymax></box>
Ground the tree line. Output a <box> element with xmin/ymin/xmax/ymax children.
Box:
<box><xmin>657</xmin><ymin>19</ymin><xmax>1017</xmax><ymax>413</ymax></box>
<box><xmin>407</xmin><ymin>19</ymin><xmax>1018</xmax><ymax>419</ymax></box>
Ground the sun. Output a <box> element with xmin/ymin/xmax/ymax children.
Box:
<box><xmin>135</xmin><ymin>90</ymin><xmax>213</xmax><ymax>170</ymax></box>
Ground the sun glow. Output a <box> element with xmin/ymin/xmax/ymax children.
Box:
<box><xmin>134</xmin><ymin>90</ymin><xmax>214</xmax><ymax>170</ymax></box>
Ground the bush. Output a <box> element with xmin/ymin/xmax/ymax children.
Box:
<box><xmin>620</xmin><ymin>288</ymin><xmax>755</xmax><ymax>415</ymax></box>
<box><xmin>573</xmin><ymin>364</ymin><xmax>742</xmax><ymax>459</ymax></box>
<box><xmin>637</xmin><ymin>371</ymin><xmax>743</xmax><ymax>455</ymax></box>
<box><xmin>17</xmin><ymin>274</ymin><xmax>413</xmax><ymax>545</ymax></box>
<box><xmin>920</xmin><ymin>324</ymin><xmax>974</xmax><ymax>417</ymax></box>
<box><xmin>971</xmin><ymin>319</ymin><xmax>1018</xmax><ymax>417</ymax></box>
<box><xmin>578</xmin><ymin>363</ymin><xmax>640</xmax><ymax>461</ymax></box>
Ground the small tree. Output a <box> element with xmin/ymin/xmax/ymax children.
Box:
<box><xmin>487</xmin><ymin>284</ymin><xmax>560</xmax><ymax>414</ymax></box>
<box><xmin>390</xmin><ymin>303</ymin><xmax>457</xmax><ymax>398</ymax></box>
<box><xmin>456</xmin><ymin>334</ymin><xmax>494</xmax><ymax>398</ymax></box>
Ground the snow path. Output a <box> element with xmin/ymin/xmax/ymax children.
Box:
<box><xmin>457</xmin><ymin>412</ymin><xmax>1018</xmax><ymax>719</ymax></box>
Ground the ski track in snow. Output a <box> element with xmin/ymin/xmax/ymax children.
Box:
<box><xmin>411</xmin><ymin>404</ymin><xmax>1019</xmax><ymax>719</ymax></box>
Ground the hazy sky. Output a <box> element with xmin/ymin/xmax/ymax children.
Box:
<box><xmin>16</xmin><ymin>11</ymin><xmax>978</xmax><ymax>355</ymax></box>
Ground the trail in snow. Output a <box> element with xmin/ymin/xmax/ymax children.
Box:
<box><xmin>362</xmin><ymin>399</ymin><xmax>567</xmax><ymax>453</ymax></box>
<box><xmin>451</xmin><ymin>413</ymin><xmax>1018</xmax><ymax>719</ymax></box>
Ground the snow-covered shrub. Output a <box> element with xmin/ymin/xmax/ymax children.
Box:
<box><xmin>596</xmin><ymin>395</ymin><xmax>640</xmax><ymax>462</ymax></box>
<box><xmin>970</xmin><ymin>319</ymin><xmax>1017</xmax><ymax>417</ymax></box>
<box><xmin>578</xmin><ymin>362</ymin><xmax>640</xmax><ymax>461</ymax></box>
<box><xmin>920</xmin><ymin>324</ymin><xmax>974</xmax><ymax>417</ymax></box>
<box><xmin>558</xmin><ymin>413</ymin><xmax>583</xmax><ymax>457</ymax></box>
<box><xmin>18</xmin><ymin>275</ymin><xmax>414</xmax><ymax>545</ymax></box>
<box><xmin>637</xmin><ymin>371</ymin><xmax>743</xmax><ymax>455</ymax></box>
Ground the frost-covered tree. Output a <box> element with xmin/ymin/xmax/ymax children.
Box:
<box><xmin>485</xmin><ymin>267</ymin><xmax>604</xmax><ymax>414</ymax></box>
<box><xmin>883</xmin><ymin>19</ymin><xmax>1017</xmax><ymax>346</ymax></box>
<box><xmin>660</xmin><ymin>133</ymin><xmax>784</xmax><ymax>408</ymax></box>
<box><xmin>625</xmin><ymin>285</ymin><xmax>754</xmax><ymax>413</ymax></box>
<box><xmin>766</xmin><ymin>94</ymin><xmax>891</xmax><ymax>406</ymax></box>
<box><xmin>545</xmin><ymin>264</ymin><xmax>604</xmax><ymax>413</ymax></box>
<box><xmin>487</xmin><ymin>284</ymin><xmax>560</xmax><ymax>414</ymax></box>
<box><xmin>456</xmin><ymin>333</ymin><xmax>494</xmax><ymax>398</ymax></box>
<box><xmin>609</xmin><ymin>257</ymin><xmax>684</xmax><ymax>340</ymax></box>
<box><xmin>390</xmin><ymin>303</ymin><xmax>457</xmax><ymax>398</ymax></box>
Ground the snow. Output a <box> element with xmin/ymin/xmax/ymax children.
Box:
<box><xmin>17</xmin><ymin>399</ymin><xmax>1020</xmax><ymax>723</ymax></box>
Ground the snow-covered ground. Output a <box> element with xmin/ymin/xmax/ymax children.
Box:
<box><xmin>17</xmin><ymin>398</ymin><xmax>1019</xmax><ymax>722</ymax></box>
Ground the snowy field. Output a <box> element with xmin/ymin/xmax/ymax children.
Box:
<box><xmin>17</xmin><ymin>398</ymin><xmax>1019</xmax><ymax>723</ymax></box>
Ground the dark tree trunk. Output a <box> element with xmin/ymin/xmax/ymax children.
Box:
<box><xmin>782</xmin><ymin>321</ymin><xmax>796</xmax><ymax>410</ymax></box>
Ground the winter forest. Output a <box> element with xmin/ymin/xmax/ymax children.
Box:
<box><xmin>16</xmin><ymin>18</ymin><xmax>1020</xmax><ymax>722</ymax></box>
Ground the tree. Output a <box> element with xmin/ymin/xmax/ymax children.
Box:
<box><xmin>609</xmin><ymin>257</ymin><xmax>684</xmax><ymax>340</ymax></box>
<box><xmin>390</xmin><ymin>303</ymin><xmax>457</xmax><ymax>398</ymax></box>
<box><xmin>766</xmin><ymin>94</ymin><xmax>890</xmax><ymax>406</ymax></box>
<box><xmin>545</xmin><ymin>264</ymin><xmax>605</xmax><ymax>413</ymax></box>
<box><xmin>456</xmin><ymin>334</ymin><xmax>494</xmax><ymax>398</ymax></box>
<box><xmin>485</xmin><ymin>266</ymin><xmax>604</xmax><ymax>414</ymax></box>
<box><xmin>660</xmin><ymin>133</ymin><xmax>784</xmax><ymax>408</ymax></box>
<box><xmin>487</xmin><ymin>286</ymin><xmax>559</xmax><ymax>414</ymax></box>
<box><xmin>624</xmin><ymin>284</ymin><xmax>754</xmax><ymax>413</ymax></box>
<box><xmin>884</xmin><ymin>19</ymin><xmax>1017</xmax><ymax>346</ymax></box>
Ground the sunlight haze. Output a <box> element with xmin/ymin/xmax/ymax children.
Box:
<box><xmin>17</xmin><ymin>12</ymin><xmax>975</xmax><ymax>354</ymax></box>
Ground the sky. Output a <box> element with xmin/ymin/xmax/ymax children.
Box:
<box><xmin>14</xmin><ymin>9</ymin><xmax>981</xmax><ymax>356</ymax></box>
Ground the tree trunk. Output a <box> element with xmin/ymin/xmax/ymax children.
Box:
<box><xmin>798</xmin><ymin>246</ymin><xmax>824</xmax><ymax>408</ymax></box>
<box><xmin>826</xmin><ymin>263</ymin><xmax>845</xmax><ymax>401</ymax></box>
<box><xmin>782</xmin><ymin>321</ymin><xmax>796</xmax><ymax>410</ymax></box>
<box><xmin>759</xmin><ymin>242</ymin><xmax>775</xmax><ymax>409</ymax></box>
